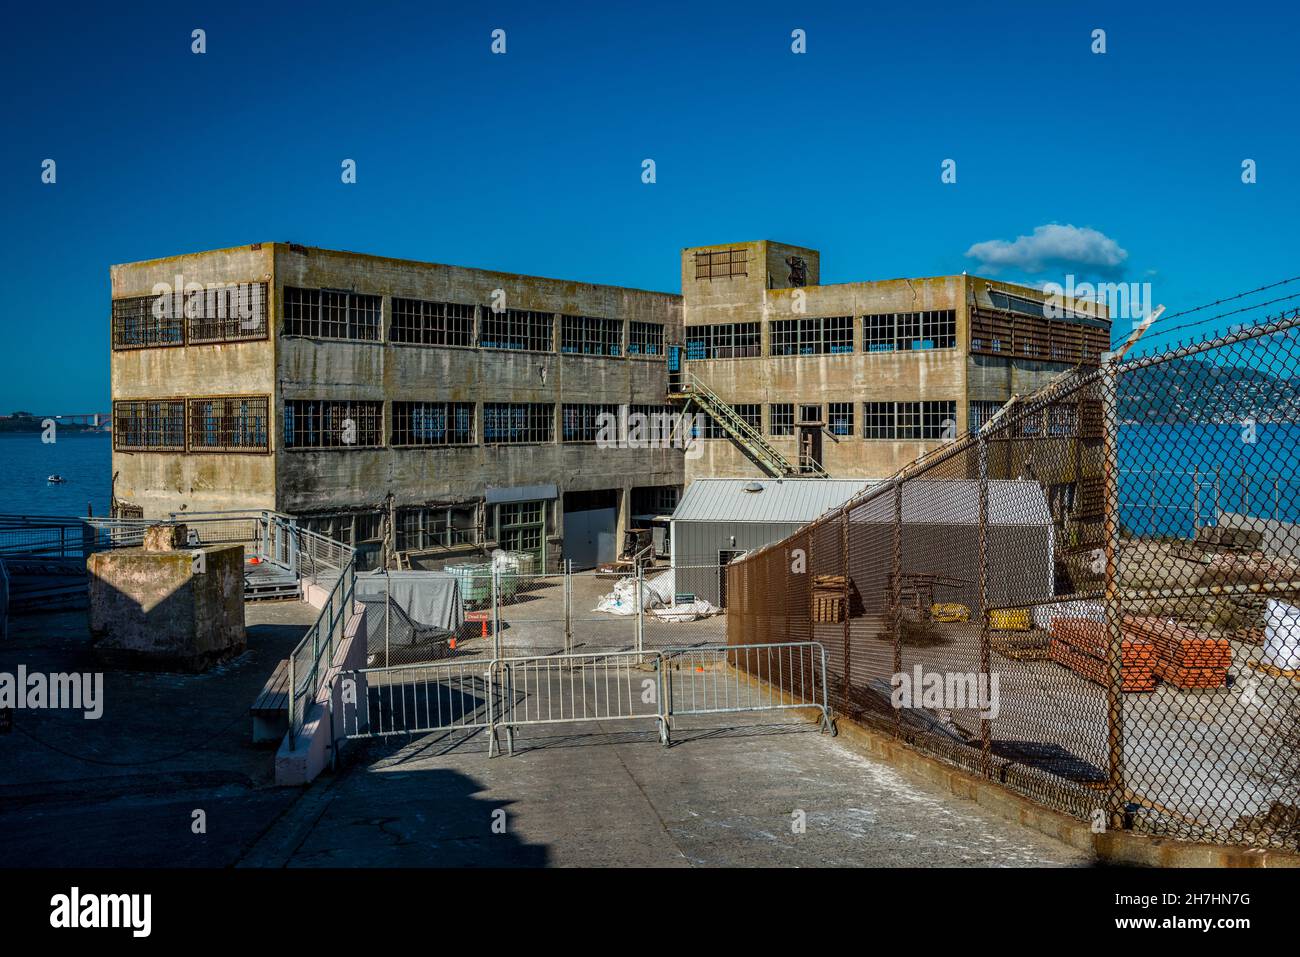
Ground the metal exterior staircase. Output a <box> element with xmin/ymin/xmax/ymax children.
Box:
<box><xmin>668</xmin><ymin>370</ymin><xmax>829</xmax><ymax>478</ymax></box>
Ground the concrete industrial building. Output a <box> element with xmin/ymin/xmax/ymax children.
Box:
<box><xmin>108</xmin><ymin>240</ymin><xmax>1108</xmax><ymax>571</ymax></box>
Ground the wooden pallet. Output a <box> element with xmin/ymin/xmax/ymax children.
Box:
<box><xmin>811</xmin><ymin>593</ymin><xmax>845</xmax><ymax>623</ymax></box>
<box><xmin>1246</xmin><ymin>659</ymin><xmax>1300</xmax><ymax>681</ymax></box>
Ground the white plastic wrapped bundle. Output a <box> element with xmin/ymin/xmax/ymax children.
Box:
<box><xmin>1264</xmin><ymin>600</ymin><xmax>1300</xmax><ymax>671</ymax></box>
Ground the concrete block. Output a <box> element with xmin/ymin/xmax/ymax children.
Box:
<box><xmin>143</xmin><ymin>523</ymin><xmax>188</xmax><ymax>552</ymax></box>
<box><xmin>87</xmin><ymin>543</ymin><xmax>245</xmax><ymax>672</ymax></box>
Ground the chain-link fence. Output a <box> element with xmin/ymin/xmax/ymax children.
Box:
<box><xmin>486</xmin><ymin>563</ymin><xmax>729</xmax><ymax>656</ymax></box>
<box><xmin>726</xmin><ymin>310</ymin><xmax>1300</xmax><ymax>851</ymax></box>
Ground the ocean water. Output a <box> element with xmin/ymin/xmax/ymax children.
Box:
<box><xmin>0</xmin><ymin>432</ymin><xmax>113</xmax><ymax>517</ymax></box>
<box><xmin>1117</xmin><ymin>423</ymin><xmax>1300</xmax><ymax>537</ymax></box>
<box><xmin>0</xmin><ymin>424</ymin><xmax>1293</xmax><ymax>534</ymax></box>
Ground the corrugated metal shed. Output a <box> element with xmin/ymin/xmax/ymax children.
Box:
<box><xmin>671</xmin><ymin>478</ymin><xmax>876</xmax><ymax>524</ymax></box>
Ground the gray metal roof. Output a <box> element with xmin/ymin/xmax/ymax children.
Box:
<box><xmin>671</xmin><ymin>479</ymin><xmax>876</xmax><ymax>524</ymax></box>
<box><xmin>672</xmin><ymin>477</ymin><xmax>1052</xmax><ymax>528</ymax></box>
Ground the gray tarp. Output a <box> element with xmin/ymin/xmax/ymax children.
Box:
<box><xmin>356</xmin><ymin>571</ymin><xmax>464</xmax><ymax>632</ymax></box>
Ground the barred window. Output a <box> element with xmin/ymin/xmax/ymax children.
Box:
<box><xmin>770</xmin><ymin>403</ymin><xmax>794</xmax><ymax>436</ymax></box>
<box><xmin>1015</xmin><ymin>411</ymin><xmax>1043</xmax><ymax>437</ymax></box>
<box><xmin>113</xmin><ymin>399</ymin><xmax>186</xmax><ymax>450</ymax></box>
<box><xmin>694</xmin><ymin>248</ymin><xmax>749</xmax><ymax>280</ymax></box>
<box><xmin>968</xmin><ymin>400</ymin><xmax>1005</xmax><ymax>433</ymax></box>
<box><xmin>186</xmin><ymin>396</ymin><xmax>270</xmax><ymax>452</ymax></box>
<box><xmin>299</xmin><ymin>511</ymin><xmax>384</xmax><ymax>548</ymax></box>
<box><xmin>864</xmin><ymin>313</ymin><xmax>895</xmax><ymax>352</ymax></box>
<box><xmin>483</xmin><ymin>402</ymin><xmax>554</xmax><ymax>444</ymax></box>
<box><xmin>628</xmin><ymin>321</ymin><xmax>664</xmax><ymax>356</ymax></box>
<box><xmin>771</xmin><ymin>316</ymin><xmax>853</xmax><ymax>356</ymax></box>
<box><xmin>684</xmin><ymin>322</ymin><xmax>761</xmax><ymax>359</ymax></box>
<box><xmin>283</xmin><ymin>287</ymin><xmax>381</xmax><ymax>341</ymax></box>
<box><xmin>497</xmin><ymin>501</ymin><xmax>546</xmax><ymax>555</ymax></box>
<box><xmin>863</xmin><ymin>310</ymin><xmax>957</xmax><ymax>351</ymax></box>
<box><xmin>863</xmin><ymin>401</ymin><xmax>955</xmax><ymax>440</ymax></box>
<box><xmin>480</xmin><ymin>308</ymin><xmax>554</xmax><ymax>352</ymax></box>
<box><xmin>732</xmin><ymin>404</ymin><xmax>761</xmax><ymax>431</ymax></box>
<box><xmin>693</xmin><ymin>412</ymin><xmax>726</xmax><ymax>439</ymax></box>
<box><xmin>391</xmin><ymin>401</ymin><xmax>475</xmax><ymax>446</ymax></box>
<box><xmin>628</xmin><ymin>404</ymin><xmax>683</xmax><ymax>444</ymax></box>
<box><xmin>922</xmin><ymin>400</ymin><xmax>956</xmax><ymax>439</ymax></box>
<box><xmin>187</xmin><ymin>283</ymin><xmax>269</xmax><ymax>343</ymax></box>
<box><xmin>112</xmin><ymin>296</ymin><xmax>184</xmax><ymax>350</ymax></box>
<box><xmin>283</xmin><ymin>400</ymin><xmax>383</xmax><ymax>449</ymax></box>
<box><xmin>828</xmin><ymin>402</ymin><xmax>855</xmax><ymax>436</ymax></box>
<box><xmin>798</xmin><ymin>404</ymin><xmax>822</xmax><ymax>425</ymax></box>
<box><xmin>391</xmin><ymin>298</ymin><xmax>475</xmax><ymax>347</ymax></box>
<box><xmin>1048</xmin><ymin>403</ymin><xmax>1078</xmax><ymax>436</ymax></box>
<box><xmin>562</xmin><ymin>403</ymin><xmax>618</xmax><ymax>442</ymax></box>
<box><xmin>863</xmin><ymin>402</ymin><xmax>896</xmax><ymax>439</ymax></box>
<box><xmin>561</xmin><ymin>315</ymin><xmax>622</xmax><ymax>357</ymax></box>
<box><xmin>897</xmin><ymin>401</ymin><xmax>922</xmax><ymax>439</ymax></box>
<box><xmin>397</xmin><ymin>503</ymin><xmax>479</xmax><ymax>551</ymax></box>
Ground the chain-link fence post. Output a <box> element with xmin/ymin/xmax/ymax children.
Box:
<box><xmin>636</xmin><ymin>562</ymin><xmax>645</xmax><ymax>659</ymax></box>
<box><xmin>491</xmin><ymin>564</ymin><xmax>501</xmax><ymax>660</ymax></box>
<box><xmin>563</xmin><ymin>559</ymin><xmax>573</xmax><ymax>656</ymax></box>
<box><xmin>978</xmin><ymin>433</ymin><xmax>992</xmax><ymax>777</ymax></box>
<box><xmin>840</xmin><ymin>507</ymin><xmax>850</xmax><ymax>715</ymax></box>
<box><xmin>1100</xmin><ymin>351</ymin><xmax>1127</xmax><ymax>830</ymax></box>
<box><xmin>382</xmin><ymin>566</ymin><xmax>391</xmax><ymax>668</ymax></box>
<box><xmin>892</xmin><ymin>481</ymin><xmax>903</xmax><ymax>735</ymax></box>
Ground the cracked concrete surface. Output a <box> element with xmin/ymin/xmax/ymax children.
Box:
<box><xmin>246</xmin><ymin>716</ymin><xmax>1093</xmax><ymax>867</ymax></box>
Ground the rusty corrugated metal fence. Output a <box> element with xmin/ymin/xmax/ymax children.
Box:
<box><xmin>726</xmin><ymin>309</ymin><xmax>1300</xmax><ymax>850</ymax></box>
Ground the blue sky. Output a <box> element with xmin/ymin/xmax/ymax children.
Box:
<box><xmin>2</xmin><ymin>1</ymin><xmax>1297</xmax><ymax>410</ymax></box>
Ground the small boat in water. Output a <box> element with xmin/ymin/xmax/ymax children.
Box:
<box><xmin>47</xmin><ymin>474</ymin><xmax>66</xmax><ymax>484</ymax></box>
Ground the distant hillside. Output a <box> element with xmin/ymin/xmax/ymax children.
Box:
<box><xmin>1119</xmin><ymin>356</ymin><xmax>1300</xmax><ymax>424</ymax></box>
<box><xmin>0</xmin><ymin>414</ymin><xmax>106</xmax><ymax>434</ymax></box>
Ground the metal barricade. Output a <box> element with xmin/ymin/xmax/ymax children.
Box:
<box><xmin>662</xmin><ymin>641</ymin><xmax>835</xmax><ymax>734</ymax></box>
<box><xmin>331</xmin><ymin>643</ymin><xmax>836</xmax><ymax>758</ymax></box>
<box><xmin>335</xmin><ymin>657</ymin><xmax>497</xmax><ymax>747</ymax></box>
<box><xmin>490</xmin><ymin>651</ymin><xmax>669</xmax><ymax>755</ymax></box>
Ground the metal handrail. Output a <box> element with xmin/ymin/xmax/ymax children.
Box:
<box><xmin>679</xmin><ymin>371</ymin><xmax>822</xmax><ymax>477</ymax></box>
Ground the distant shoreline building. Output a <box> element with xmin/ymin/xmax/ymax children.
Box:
<box><xmin>109</xmin><ymin>240</ymin><xmax>1108</xmax><ymax>571</ymax></box>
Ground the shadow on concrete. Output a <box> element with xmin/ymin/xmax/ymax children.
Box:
<box><xmin>0</xmin><ymin>600</ymin><xmax>320</xmax><ymax>867</ymax></box>
<box><xmin>284</xmin><ymin>765</ymin><xmax>549</xmax><ymax>867</ymax></box>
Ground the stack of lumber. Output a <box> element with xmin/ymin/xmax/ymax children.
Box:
<box><xmin>811</xmin><ymin>574</ymin><xmax>846</xmax><ymax>623</ymax></box>
<box><xmin>1125</xmin><ymin>616</ymin><xmax>1232</xmax><ymax>689</ymax></box>
<box><xmin>1049</xmin><ymin>618</ymin><xmax>1157</xmax><ymax>691</ymax></box>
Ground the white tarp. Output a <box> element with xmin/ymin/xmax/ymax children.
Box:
<box><xmin>1033</xmin><ymin>598</ymin><xmax>1104</xmax><ymax>630</ymax></box>
<box><xmin>1264</xmin><ymin>600</ymin><xmax>1300</xmax><ymax>670</ymax></box>
<box><xmin>594</xmin><ymin>569</ymin><xmax>718</xmax><ymax>621</ymax></box>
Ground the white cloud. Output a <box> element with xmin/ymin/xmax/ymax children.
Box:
<box><xmin>965</xmin><ymin>224</ymin><xmax>1128</xmax><ymax>278</ymax></box>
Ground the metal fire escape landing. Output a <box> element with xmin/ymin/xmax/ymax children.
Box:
<box><xmin>667</xmin><ymin>368</ymin><xmax>829</xmax><ymax>478</ymax></box>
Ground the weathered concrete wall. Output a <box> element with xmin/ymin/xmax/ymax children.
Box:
<box><xmin>109</xmin><ymin>242</ymin><xmax>687</xmax><ymax>532</ymax></box>
<box><xmin>683</xmin><ymin>269</ymin><xmax>968</xmax><ymax>481</ymax></box>
<box><xmin>87</xmin><ymin>542</ymin><xmax>246</xmax><ymax>671</ymax></box>
<box><xmin>680</xmin><ymin>256</ymin><xmax>1108</xmax><ymax>483</ymax></box>
<box><xmin>110</xmin><ymin>245</ymin><xmax>277</xmax><ymax>517</ymax></box>
<box><xmin>271</xmin><ymin>245</ymin><xmax>687</xmax><ymax>560</ymax></box>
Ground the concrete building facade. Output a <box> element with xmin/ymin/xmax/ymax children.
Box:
<box><xmin>678</xmin><ymin>240</ymin><xmax>1110</xmax><ymax>482</ymax></box>
<box><xmin>109</xmin><ymin>243</ymin><xmax>684</xmax><ymax>570</ymax></box>
<box><xmin>108</xmin><ymin>239</ymin><xmax>1107</xmax><ymax>571</ymax></box>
